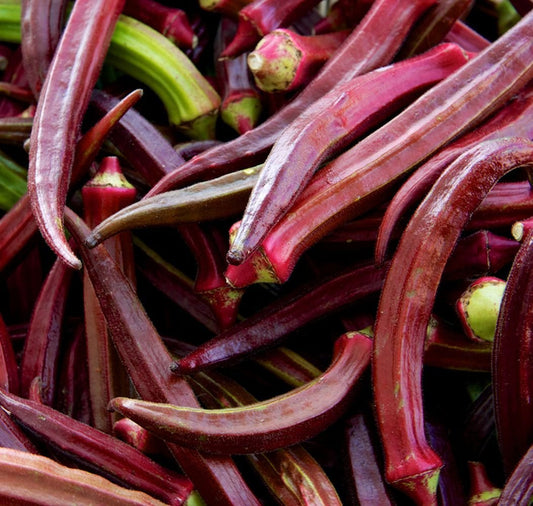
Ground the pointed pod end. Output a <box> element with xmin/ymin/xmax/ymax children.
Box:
<box><xmin>170</xmin><ymin>360</ymin><xmax>190</xmax><ymax>375</ymax></box>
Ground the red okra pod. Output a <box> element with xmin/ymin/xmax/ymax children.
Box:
<box><xmin>123</xmin><ymin>0</ymin><xmax>196</xmax><ymax>49</ymax></box>
<box><xmin>146</xmin><ymin>0</ymin><xmax>436</xmax><ymax>196</ymax></box>
<box><xmin>199</xmin><ymin>0</ymin><xmax>254</xmax><ymax>17</ymax></box>
<box><xmin>110</xmin><ymin>332</ymin><xmax>372</xmax><ymax>454</ymax></box>
<box><xmin>221</xmin><ymin>0</ymin><xmax>324</xmax><ymax>57</ymax></box>
<box><xmin>20</xmin><ymin>0</ymin><xmax>67</xmax><ymax>97</ymax></box>
<box><xmin>467</xmin><ymin>461</ymin><xmax>502</xmax><ymax>505</ymax></box>
<box><xmin>82</xmin><ymin>157</ymin><xmax>137</xmax><ymax>432</ymax></box>
<box><xmin>226</xmin><ymin>13</ymin><xmax>533</xmax><ymax>286</ymax></box>
<box><xmin>64</xmin><ymin>210</ymin><xmax>261</xmax><ymax>506</ymax></box>
<box><xmin>19</xmin><ymin>254</ymin><xmax>74</xmax><ymax>405</ymax></box>
<box><xmin>375</xmin><ymin>83</ymin><xmax>533</xmax><ymax>263</ymax></box>
<box><xmin>189</xmin><ymin>369</ymin><xmax>342</xmax><ymax>505</ymax></box>
<box><xmin>27</xmin><ymin>0</ymin><xmax>125</xmax><ymax>270</ymax></box>
<box><xmin>172</xmin><ymin>261</ymin><xmax>385</xmax><ymax>373</ymax></box>
<box><xmin>0</xmin><ymin>389</ymin><xmax>194</xmax><ymax>505</ymax></box>
<box><xmin>372</xmin><ymin>138</ymin><xmax>533</xmax><ymax>505</ymax></box>
<box><xmin>445</xmin><ymin>19</ymin><xmax>491</xmax><ymax>52</ymax></box>
<box><xmin>228</xmin><ymin>42</ymin><xmax>471</xmax><ymax>263</ymax></box>
<box><xmin>492</xmin><ymin>226</ymin><xmax>533</xmax><ymax>474</ymax></box>
<box><xmin>0</xmin><ymin>407</ymin><xmax>37</xmax><ymax>453</ymax></box>
<box><xmin>247</xmin><ymin>28</ymin><xmax>350</xmax><ymax>93</ymax></box>
<box><xmin>0</xmin><ymin>447</ymin><xmax>167</xmax><ymax>505</ymax></box>
<box><xmin>314</xmin><ymin>0</ymin><xmax>373</xmax><ymax>34</ymax></box>
<box><xmin>0</xmin><ymin>89</ymin><xmax>142</xmax><ymax>275</ymax></box>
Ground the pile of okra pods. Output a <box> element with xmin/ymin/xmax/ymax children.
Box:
<box><xmin>0</xmin><ymin>0</ymin><xmax>531</xmax><ymax>504</ymax></box>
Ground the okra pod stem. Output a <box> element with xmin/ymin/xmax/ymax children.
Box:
<box><xmin>248</xmin><ymin>28</ymin><xmax>350</xmax><ymax>93</ymax></box>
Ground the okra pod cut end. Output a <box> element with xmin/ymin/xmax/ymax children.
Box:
<box><xmin>220</xmin><ymin>93</ymin><xmax>262</xmax><ymax>135</ymax></box>
<box><xmin>456</xmin><ymin>277</ymin><xmax>506</xmax><ymax>342</ymax></box>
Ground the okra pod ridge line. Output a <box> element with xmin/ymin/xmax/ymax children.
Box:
<box><xmin>372</xmin><ymin>137</ymin><xmax>533</xmax><ymax>505</ymax></box>
<box><xmin>110</xmin><ymin>332</ymin><xmax>372</xmax><ymax>455</ymax></box>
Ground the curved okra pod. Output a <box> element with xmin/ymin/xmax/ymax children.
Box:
<box><xmin>27</xmin><ymin>0</ymin><xmax>125</xmax><ymax>269</ymax></box>
<box><xmin>225</xmin><ymin>11</ymin><xmax>533</xmax><ymax>287</ymax></box>
<box><xmin>85</xmin><ymin>165</ymin><xmax>261</xmax><ymax>247</ymax></box>
<box><xmin>375</xmin><ymin>83</ymin><xmax>533</xmax><ymax>263</ymax></box>
<box><xmin>110</xmin><ymin>332</ymin><xmax>372</xmax><ymax>454</ymax></box>
<box><xmin>492</xmin><ymin>225</ymin><xmax>533</xmax><ymax>474</ymax></box>
<box><xmin>228</xmin><ymin>42</ymin><xmax>471</xmax><ymax>264</ymax></box>
<box><xmin>372</xmin><ymin>137</ymin><xmax>533</xmax><ymax>505</ymax></box>
<box><xmin>146</xmin><ymin>0</ymin><xmax>436</xmax><ymax>195</ymax></box>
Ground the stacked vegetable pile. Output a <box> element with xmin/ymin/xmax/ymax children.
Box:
<box><xmin>0</xmin><ymin>0</ymin><xmax>530</xmax><ymax>504</ymax></box>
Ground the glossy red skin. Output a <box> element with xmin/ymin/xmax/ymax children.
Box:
<box><xmin>445</xmin><ymin>20</ymin><xmax>491</xmax><ymax>52</ymax></box>
<box><xmin>27</xmin><ymin>0</ymin><xmax>126</xmax><ymax>269</ymax></box>
<box><xmin>372</xmin><ymin>138</ymin><xmax>533</xmax><ymax>505</ymax></box>
<box><xmin>493</xmin><ymin>227</ymin><xmax>533</xmax><ymax>474</ymax></box>
<box><xmin>225</xmin><ymin>13</ymin><xmax>533</xmax><ymax>287</ymax></box>
<box><xmin>19</xmin><ymin>256</ymin><xmax>73</xmax><ymax>405</ymax></box>
<box><xmin>110</xmin><ymin>333</ymin><xmax>372</xmax><ymax>455</ymax></box>
<box><xmin>375</xmin><ymin>84</ymin><xmax>533</xmax><ymax>263</ymax></box>
<box><xmin>64</xmin><ymin>211</ymin><xmax>262</xmax><ymax>506</ymax></box>
<box><xmin>20</xmin><ymin>0</ymin><xmax>67</xmax><ymax>96</ymax></box>
<box><xmin>0</xmin><ymin>389</ymin><xmax>194</xmax><ymax>506</ymax></box>
<box><xmin>147</xmin><ymin>0</ymin><xmax>436</xmax><ymax>196</ymax></box>
<box><xmin>228</xmin><ymin>42</ymin><xmax>471</xmax><ymax>264</ymax></box>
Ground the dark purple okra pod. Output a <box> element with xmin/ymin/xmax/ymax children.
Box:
<box><xmin>372</xmin><ymin>138</ymin><xmax>533</xmax><ymax>504</ymax></box>
<box><xmin>64</xmin><ymin>210</ymin><xmax>262</xmax><ymax>506</ymax></box>
<box><xmin>110</xmin><ymin>332</ymin><xmax>372</xmax><ymax>454</ymax></box>
<box><xmin>0</xmin><ymin>389</ymin><xmax>194</xmax><ymax>505</ymax></box>
<box><xmin>492</xmin><ymin>224</ymin><xmax>533</xmax><ymax>474</ymax></box>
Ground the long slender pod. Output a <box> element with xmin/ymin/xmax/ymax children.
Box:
<box><xmin>64</xmin><ymin>210</ymin><xmax>261</xmax><ymax>506</ymax></box>
<box><xmin>146</xmin><ymin>0</ymin><xmax>436</xmax><ymax>195</ymax></box>
<box><xmin>492</xmin><ymin>227</ymin><xmax>533</xmax><ymax>474</ymax></box>
<box><xmin>110</xmin><ymin>332</ymin><xmax>372</xmax><ymax>454</ymax></box>
<box><xmin>27</xmin><ymin>0</ymin><xmax>125</xmax><ymax>269</ymax></box>
<box><xmin>372</xmin><ymin>138</ymin><xmax>533</xmax><ymax>505</ymax></box>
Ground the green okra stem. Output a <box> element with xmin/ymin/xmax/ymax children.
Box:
<box><xmin>372</xmin><ymin>138</ymin><xmax>533</xmax><ymax>505</ymax></box>
<box><xmin>110</xmin><ymin>332</ymin><xmax>372</xmax><ymax>454</ymax></box>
